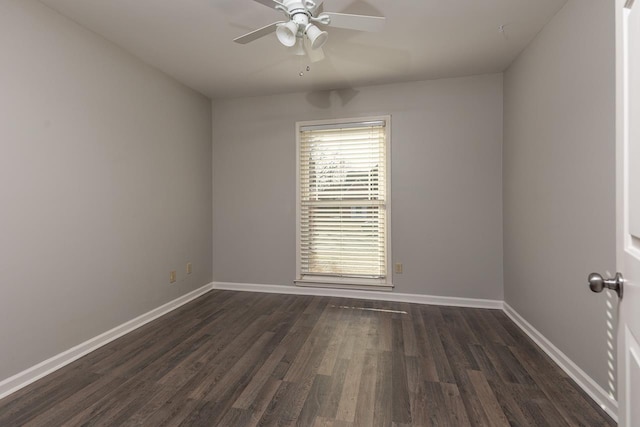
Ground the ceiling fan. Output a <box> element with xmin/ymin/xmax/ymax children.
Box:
<box><xmin>233</xmin><ymin>0</ymin><xmax>386</xmax><ymax>60</ymax></box>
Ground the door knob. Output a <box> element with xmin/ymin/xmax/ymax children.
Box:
<box><xmin>588</xmin><ymin>272</ymin><xmax>624</xmax><ymax>298</ymax></box>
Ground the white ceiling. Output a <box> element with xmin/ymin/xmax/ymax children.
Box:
<box><xmin>39</xmin><ymin>0</ymin><xmax>567</xmax><ymax>99</ymax></box>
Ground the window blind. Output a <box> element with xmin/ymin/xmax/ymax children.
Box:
<box><xmin>299</xmin><ymin>121</ymin><xmax>387</xmax><ymax>279</ymax></box>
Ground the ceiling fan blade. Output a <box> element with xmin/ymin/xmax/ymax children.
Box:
<box><xmin>322</xmin><ymin>12</ymin><xmax>385</xmax><ymax>32</ymax></box>
<box><xmin>312</xmin><ymin>1</ymin><xmax>324</xmax><ymax>15</ymax></box>
<box><xmin>233</xmin><ymin>22</ymin><xmax>283</xmax><ymax>44</ymax></box>
<box><xmin>251</xmin><ymin>0</ymin><xmax>282</xmax><ymax>9</ymax></box>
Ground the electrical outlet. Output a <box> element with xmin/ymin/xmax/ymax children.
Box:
<box><xmin>186</xmin><ymin>262</ymin><xmax>192</xmax><ymax>275</ymax></box>
<box><xmin>169</xmin><ymin>271</ymin><xmax>177</xmax><ymax>283</ymax></box>
<box><xmin>395</xmin><ymin>263</ymin><xmax>403</xmax><ymax>274</ymax></box>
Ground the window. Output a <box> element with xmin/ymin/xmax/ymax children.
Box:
<box><xmin>296</xmin><ymin>116</ymin><xmax>391</xmax><ymax>288</ymax></box>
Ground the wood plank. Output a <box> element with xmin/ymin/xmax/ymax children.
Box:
<box><xmin>421</xmin><ymin>306</ymin><xmax>456</xmax><ymax>383</ymax></box>
<box><xmin>317</xmin><ymin>304</ymin><xmax>351</xmax><ymax>375</ymax></box>
<box><xmin>486</xmin><ymin>379</ymin><xmax>536</xmax><ymax>427</ymax></box>
<box><xmin>119</xmin><ymin>384</ymin><xmax>183</xmax><ymax>427</ymax></box>
<box><xmin>200</xmin><ymin>330</ymin><xmax>275</xmax><ymax>401</ymax></box>
<box><xmin>440</xmin><ymin>382</ymin><xmax>472</xmax><ymax>426</ymax></box>
<box><xmin>23</xmin><ymin>374</ymin><xmax>128</xmax><ymax>427</ymax></box>
<box><xmin>0</xmin><ymin>371</ymin><xmax>100</xmax><ymax>426</ymax></box>
<box><xmin>408</xmin><ymin>304</ymin><xmax>439</xmax><ymax>382</ymax></box>
<box><xmin>422</xmin><ymin>381</ymin><xmax>449</xmax><ymax>425</ymax></box>
<box><xmin>390</xmin><ymin>318</ymin><xmax>412</xmax><ymax>425</ymax></box>
<box><xmin>353</xmin><ymin>351</ymin><xmax>377</xmax><ymax>426</ymax></box>
<box><xmin>242</xmin><ymin>377</ymin><xmax>284</xmax><ymax>427</ymax></box>
<box><xmin>404</xmin><ymin>357</ymin><xmax>429</xmax><ymax>426</ymax></box>
<box><xmin>232</xmin><ymin>345</ymin><xmax>287</xmax><ymax>409</ymax></box>
<box><xmin>62</xmin><ymin>378</ymin><xmax>158</xmax><ymax>426</ymax></box>
<box><xmin>467</xmin><ymin>369</ymin><xmax>510</xmax><ymax>427</ymax></box>
<box><xmin>335</xmin><ymin>317</ymin><xmax>370</xmax><ymax>422</ymax></box>
<box><xmin>438</xmin><ymin>327</ymin><xmax>492</xmax><ymax>426</ymax></box>
<box><xmin>372</xmin><ymin>351</ymin><xmax>393</xmax><ymax>427</ymax></box>
<box><xmin>317</xmin><ymin>358</ymin><xmax>349</xmax><ymax>419</ymax></box>
<box><xmin>297</xmin><ymin>375</ymin><xmax>332</xmax><ymax>427</ymax></box>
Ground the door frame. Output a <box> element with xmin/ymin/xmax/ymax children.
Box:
<box><xmin>615</xmin><ymin>1</ymin><xmax>640</xmax><ymax>425</ymax></box>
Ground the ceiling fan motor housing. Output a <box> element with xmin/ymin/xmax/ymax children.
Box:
<box><xmin>282</xmin><ymin>1</ymin><xmax>313</xmax><ymax>13</ymax></box>
<box><xmin>291</xmin><ymin>11</ymin><xmax>309</xmax><ymax>27</ymax></box>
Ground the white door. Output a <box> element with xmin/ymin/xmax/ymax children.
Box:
<box><xmin>615</xmin><ymin>1</ymin><xmax>640</xmax><ymax>425</ymax></box>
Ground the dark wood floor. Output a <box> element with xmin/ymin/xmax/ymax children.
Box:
<box><xmin>0</xmin><ymin>290</ymin><xmax>615</xmax><ymax>426</ymax></box>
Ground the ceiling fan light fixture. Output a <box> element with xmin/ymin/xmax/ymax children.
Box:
<box><xmin>305</xmin><ymin>24</ymin><xmax>328</xmax><ymax>50</ymax></box>
<box><xmin>233</xmin><ymin>0</ymin><xmax>387</xmax><ymax>61</ymax></box>
<box><xmin>276</xmin><ymin>21</ymin><xmax>299</xmax><ymax>47</ymax></box>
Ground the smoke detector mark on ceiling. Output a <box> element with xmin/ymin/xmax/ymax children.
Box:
<box><xmin>498</xmin><ymin>23</ymin><xmax>510</xmax><ymax>40</ymax></box>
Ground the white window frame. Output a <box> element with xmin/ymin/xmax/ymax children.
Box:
<box><xmin>295</xmin><ymin>115</ymin><xmax>392</xmax><ymax>290</ymax></box>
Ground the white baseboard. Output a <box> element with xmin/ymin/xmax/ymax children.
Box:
<box><xmin>211</xmin><ymin>281</ymin><xmax>504</xmax><ymax>309</ymax></box>
<box><xmin>503</xmin><ymin>302</ymin><xmax>618</xmax><ymax>422</ymax></box>
<box><xmin>0</xmin><ymin>283</ymin><xmax>214</xmax><ymax>401</ymax></box>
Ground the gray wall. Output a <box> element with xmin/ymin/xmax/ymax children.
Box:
<box><xmin>503</xmin><ymin>0</ymin><xmax>616</xmax><ymax>394</ymax></box>
<box><xmin>0</xmin><ymin>0</ymin><xmax>212</xmax><ymax>380</ymax></box>
<box><xmin>213</xmin><ymin>74</ymin><xmax>504</xmax><ymax>299</ymax></box>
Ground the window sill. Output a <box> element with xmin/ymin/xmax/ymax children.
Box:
<box><xmin>294</xmin><ymin>279</ymin><xmax>394</xmax><ymax>292</ymax></box>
